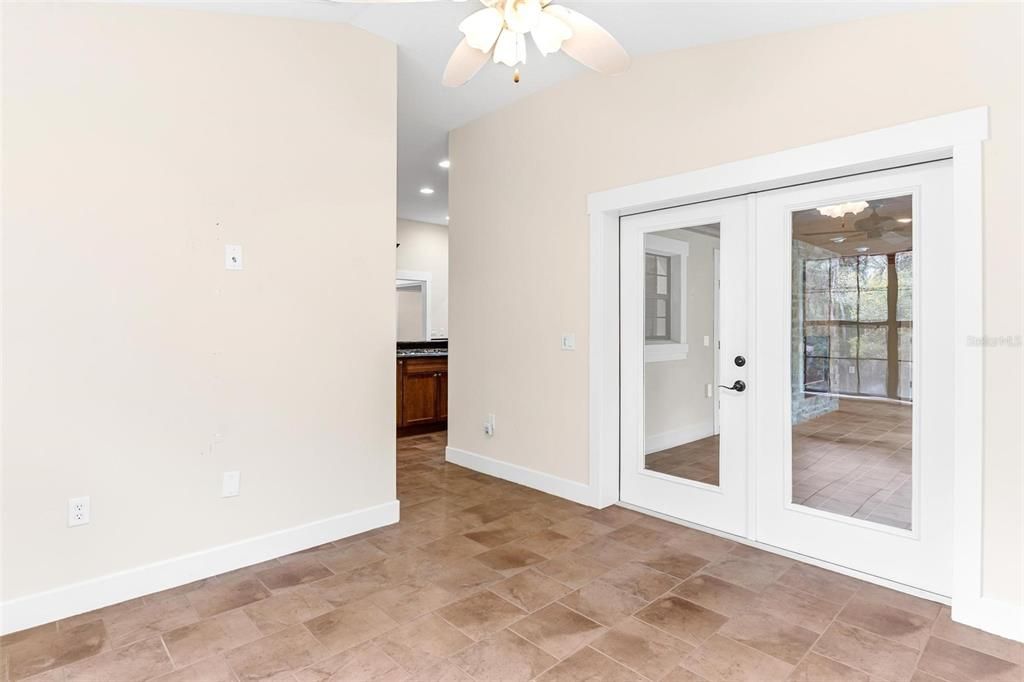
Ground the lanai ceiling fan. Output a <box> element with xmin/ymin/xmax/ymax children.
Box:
<box><xmin>339</xmin><ymin>0</ymin><xmax>631</xmax><ymax>86</ymax></box>
<box><xmin>802</xmin><ymin>200</ymin><xmax>912</xmax><ymax>243</ymax></box>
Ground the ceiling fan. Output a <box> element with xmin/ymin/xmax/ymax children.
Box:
<box><xmin>340</xmin><ymin>0</ymin><xmax>631</xmax><ymax>86</ymax></box>
<box><xmin>802</xmin><ymin>201</ymin><xmax>911</xmax><ymax>241</ymax></box>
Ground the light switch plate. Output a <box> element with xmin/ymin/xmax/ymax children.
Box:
<box><xmin>225</xmin><ymin>245</ymin><xmax>243</xmax><ymax>270</ymax></box>
<box><xmin>560</xmin><ymin>334</ymin><xmax>576</xmax><ymax>351</ymax></box>
<box><xmin>222</xmin><ymin>471</ymin><xmax>241</xmax><ymax>497</ymax></box>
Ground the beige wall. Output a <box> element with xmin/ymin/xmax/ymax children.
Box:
<box><xmin>1</xmin><ymin>3</ymin><xmax>396</xmax><ymax>600</ymax></box>
<box><xmin>397</xmin><ymin>219</ymin><xmax>449</xmax><ymax>338</ymax></box>
<box><xmin>449</xmin><ymin>4</ymin><xmax>1022</xmax><ymax>604</ymax></box>
<box><xmin>645</xmin><ymin>230</ymin><xmax>719</xmax><ymax>445</ymax></box>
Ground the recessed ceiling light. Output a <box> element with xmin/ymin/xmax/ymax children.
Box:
<box><xmin>438</xmin><ymin>159</ymin><xmax>450</xmax><ymax>169</ymax></box>
<box><xmin>855</xmin><ymin>246</ymin><xmax>870</xmax><ymax>253</ymax></box>
<box><xmin>419</xmin><ymin>187</ymin><xmax>435</xmax><ymax>195</ymax></box>
<box><xmin>897</xmin><ymin>218</ymin><xmax>912</xmax><ymax>223</ymax></box>
<box><xmin>830</xmin><ymin>237</ymin><xmax>846</xmax><ymax>243</ymax></box>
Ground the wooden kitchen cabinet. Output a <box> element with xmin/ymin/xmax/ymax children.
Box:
<box><xmin>397</xmin><ymin>356</ymin><xmax>447</xmax><ymax>433</ymax></box>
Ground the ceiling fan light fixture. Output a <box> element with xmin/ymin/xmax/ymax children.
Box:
<box><xmin>493</xmin><ymin>29</ymin><xmax>526</xmax><ymax>66</ymax></box>
<box><xmin>503</xmin><ymin>0</ymin><xmax>543</xmax><ymax>34</ymax></box>
<box><xmin>443</xmin><ymin>0</ymin><xmax>629</xmax><ymax>87</ymax></box>
<box><xmin>459</xmin><ymin>7</ymin><xmax>504</xmax><ymax>52</ymax></box>
<box><xmin>817</xmin><ymin>201</ymin><xmax>869</xmax><ymax>219</ymax></box>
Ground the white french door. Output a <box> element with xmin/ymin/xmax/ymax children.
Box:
<box><xmin>754</xmin><ymin>162</ymin><xmax>954</xmax><ymax>596</ymax></box>
<box><xmin>619</xmin><ymin>197</ymin><xmax>750</xmax><ymax>536</ymax></box>
<box><xmin>618</xmin><ymin>162</ymin><xmax>954</xmax><ymax>595</ymax></box>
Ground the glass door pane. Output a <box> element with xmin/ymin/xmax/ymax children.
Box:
<box><xmin>790</xmin><ymin>194</ymin><xmax>913</xmax><ymax>529</ymax></box>
<box><xmin>643</xmin><ymin>224</ymin><xmax>721</xmax><ymax>486</ymax></box>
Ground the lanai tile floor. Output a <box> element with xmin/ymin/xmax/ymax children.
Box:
<box><xmin>2</xmin><ymin>431</ymin><xmax>1020</xmax><ymax>681</ymax></box>
<box><xmin>646</xmin><ymin>400</ymin><xmax>914</xmax><ymax>529</ymax></box>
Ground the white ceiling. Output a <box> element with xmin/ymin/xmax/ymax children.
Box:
<box><xmin>138</xmin><ymin>1</ymin><xmax>931</xmax><ymax>226</ymax></box>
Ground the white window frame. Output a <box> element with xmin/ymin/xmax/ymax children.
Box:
<box><xmin>644</xmin><ymin>234</ymin><xmax>689</xmax><ymax>362</ymax></box>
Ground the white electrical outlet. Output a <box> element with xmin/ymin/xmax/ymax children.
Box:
<box><xmin>483</xmin><ymin>413</ymin><xmax>496</xmax><ymax>437</ymax></box>
<box><xmin>68</xmin><ymin>496</ymin><xmax>90</xmax><ymax>527</ymax></box>
<box><xmin>222</xmin><ymin>471</ymin><xmax>241</xmax><ymax>497</ymax></box>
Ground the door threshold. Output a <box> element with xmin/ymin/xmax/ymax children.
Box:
<box><xmin>616</xmin><ymin>500</ymin><xmax>951</xmax><ymax>606</ymax></box>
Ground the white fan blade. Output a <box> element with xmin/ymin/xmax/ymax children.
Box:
<box><xmin>543</xmin><ymin>5</ymin><xmax>630</xmax><ymax>75</ymax></box>
<box><xmin>443</xmin><ymin>38</ymin><xmax>491</xmax><ymax>87</ymax></box>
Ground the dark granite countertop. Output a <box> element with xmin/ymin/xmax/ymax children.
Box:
<box><xmin>397</xmin><ymin>340</ymin><xmax>448</xmax><ymax>358</ymax></box>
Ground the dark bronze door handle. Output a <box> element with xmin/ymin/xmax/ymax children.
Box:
<box><xmin>719</xmin><ymin>380</ymin><xmax>746</xmax><ymax>393</ymax></box>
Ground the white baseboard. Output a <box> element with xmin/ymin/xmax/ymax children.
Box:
<box><xmin>0</xmin><ymin>499</ymin><xmax>399</xmax><ymax>636</ymax></box>
<box><xmin>645</xmin><ymin>421</ymin><xmax>716</xmax><ymax>454</ymax></box>
<box><xmin>953</xmin><ymin>595</ymin><xmax>1024</xmax><ymax>643</ymax></box>
<box><xmin>446</xmin><ymin>446</ymin><xmax>597</xmax><ymax>508</ymax></box>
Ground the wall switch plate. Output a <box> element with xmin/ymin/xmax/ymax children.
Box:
<box><xmin>706</xmin><ymin>384</ymin><xmax>713</xmax><ymax>398</ymax></box>
<box><xmin>68</xmin><ymin>496</ymin><xmax>90</xmax><ymax>527</ymax></box>
<box><xmin>703</xmin><ymin>335</ymin><xmax>711</xmax><ymax>347</ymax></box>
<box><xmin>560</xmin><ymin>334</ymin><xmax>576</xmax><ymax>351</ymax></box>
<box><xmin>222</xmin><ymin>471</ymin><xmax>241</xmax><ymax>497</ymax></box>
<box><xmin>225</xmin><ymin>245</ymin><xmax>243</xmax><ymax>270</ymax></box>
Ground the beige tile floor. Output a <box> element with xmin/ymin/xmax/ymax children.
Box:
<box><xmin>645</xmin><ymin>437</ymin><xmax>720</xmax><ymax>486</ymax></box>
<box><xmin>645</xmin><ymin>399</ymin><xmax>913</xmax><ymax>529</ymax></box>
<box><xmin>3</xmin><ymin>431</ymin><xmax>1020</xmax><ymax>681</ymax></box>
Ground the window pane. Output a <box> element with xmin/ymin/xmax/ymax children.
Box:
<box><xmin>899</xmin><ymin>327</ymin><xmax>912</xmax><ymax>361</ymax></box>
<box><xmin>804</xmin><ymin>357</ymin><xmax>829</xmax><ymax>392</ymax></box>
<box><xmin>830</xmin><ymin>358</ymin><xmax>858</xmax><ymax>393</ymax></box>
<box><xmin>832</xmin><ymin>290</ymin><xmax>858</xmax><ymax>321</ymax></box>
<box><xmin>805</xmin><ymin>292</ymin><xmax>831</xmax><ymax>321</ymax></box>
<box><xmin>859</xmin><ymin>290</ymin><xmax>888</xmax><ymax>322</ymax></box>
<box><xmin>644</xmin><ymin>224</ymin><xmax>720</xmax><ymax>487</ymax></box>
<box><xmin>830</xmin><ymin>325</ymin><xmax>858</xmax><ymax>358</ymax></box>
<box><xmin>805</xmin><ymin>332</ymin><xmax>830</xmax><ymax>358</ymax></box>
<box><xmin>859</xmin><ymin>359</ymin><xmax>887</xmax><ymax>396</ymax></box>
<box><xmin>804</xmin><ymin>259</ymin><xmax>830</xmax><ymax>290</ymax></box>
<box><xmin>898</xmin><ymin>361</ymin><xmax>913</xmax><ymax>400</ymax></box>
<box><xmin>860</xmin><ymin>255</ymin><xmax>888</xmax><ymax>289</ymax></box>
<box><xmin>792</xmin><ymin>193</ymin><xmax>913</xmax><ymax>531</ymax></box>
<box><xmin>645</xmin><ymin>254</ymin><xmax>657</xmax><ymax>274</ymax></box>
<box><xmin>896</xmin><ymin>252</ymin><xmax>913</xmax><ymax>288</ymax></box>
<box><xmin>832</xmin><ymin>257</ymin><xmax>859</xmax><ymax>290</ymax></box>
<box><xmin>897</xmin><ymin>287</ymin><xmax>913</xmax><ymax>321</ymax></box>
<box><xmin>859</xmin><ymin>326</ymin><xmax>887</xmax><ymax>359</ymax></box>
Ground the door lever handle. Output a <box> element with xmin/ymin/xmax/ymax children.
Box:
<box><xmin>719</xmin><ymin>380</ymin><xmax>747</xmax><ymax>393</ymax></box>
